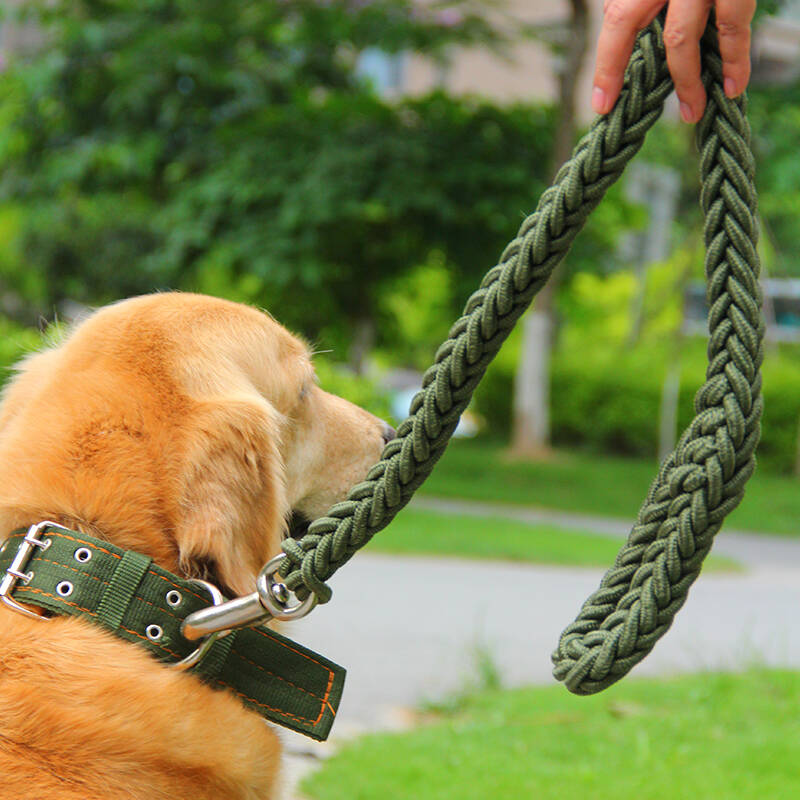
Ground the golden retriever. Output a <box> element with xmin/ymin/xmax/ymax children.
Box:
<box><xmin>0</xmin><ymin>293</ymin><xmax>392</xmax><ymax>799</ymax></box>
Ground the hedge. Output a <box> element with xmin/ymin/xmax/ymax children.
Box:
<box><xmin>473</xmin><ymin>338</ymin><xmax>800</xmax><ymax>475</ymax></box>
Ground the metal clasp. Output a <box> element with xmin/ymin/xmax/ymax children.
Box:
<box><xmin>0</xmin><ymin>521</ymin><xmax>59</xmax><ymax>621</ymax></box>
<box><xmin>181</xmin><ymin>553</ymin><xmax>317</xmax><ymax>642</ymax></box>
<box><xmin>171</xmin><ymin>579</ymin><xmax>231</xmax><ymax>671</ymax></box>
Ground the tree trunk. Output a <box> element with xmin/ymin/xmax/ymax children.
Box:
<box><xmin>349</xmin><ymin>316</ymin><xmax>376</xmax><ymax>376</ymax></box>
<box><xmin>511</xmin><ymin>0</ymin><xmax>589</xmax><ymax>456</ymax></box>
<box><xmin>658</xmin><ymin>363</ymin><xmax>681</xmax><ymax>462</ymax></box>
<box><xmin>512</xmin><ymin>286</ymin><xmax>553</xmax><ymax>456</ymax></box>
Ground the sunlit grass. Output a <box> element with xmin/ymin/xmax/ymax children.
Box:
<box><xmin>368</xmin><ymin>507</ymin><xmax>739</xmax><ymax>571</ymax></box>
<box><xmin>419</xmin><ymin>438</ymin><xmax>800</xmax><ymax>537</ymax></box>
<box><xmin>303</xmin><ymin>670</ymin><xmax>800</xmax><ymax>800</ymax></box>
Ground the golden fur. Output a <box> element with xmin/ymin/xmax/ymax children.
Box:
<box><xmin>0</xmin><ymin>293</ymin><xmax>389</xmax><ymax>799</ymax></box>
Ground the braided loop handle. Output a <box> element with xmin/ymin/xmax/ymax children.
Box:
<box><xmin>281</xmin><ymin>15</ymin><xmax>763</xmax><ymax>694</ymax></box>
<box><xmin>551</xmin><ymin>27</ymin><xmax>763</xmax><ymax>693</ymax></box>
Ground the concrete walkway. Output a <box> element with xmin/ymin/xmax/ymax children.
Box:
<box><xmin>279</xmin><ymin>498</ymin><xmax>800</xmax><ymax>796</ymax></box>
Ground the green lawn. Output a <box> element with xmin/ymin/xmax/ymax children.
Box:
<box><xmin>303</xmin><ymin>670</ymin><xmax>800</xmax><ymax>800</ymax></box>
<box><xmin>367</xmin><ymin>508</ymin><xmax>738</xmax><ymax>571</ymax></box>
<box><xmin>418</xmin><ymin>438</ymin><xmax>800</xmax><ymax>537</ymax></box>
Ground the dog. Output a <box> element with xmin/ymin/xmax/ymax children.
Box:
<box><xmin>0</xmin><ymin>293</ymin><xmax>392</xmax><ymax>799</ymax></box>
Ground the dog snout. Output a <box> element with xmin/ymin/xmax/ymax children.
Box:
<box><xmin>381</xmin><ymin>421</ymin><xmax>396</xmax><ymax>445</ymax></box>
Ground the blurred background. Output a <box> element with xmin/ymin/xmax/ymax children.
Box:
<box><xmin>2</xmin><ymin>2</ymin><xmax>800</xmax><ymax>799</ymax></box>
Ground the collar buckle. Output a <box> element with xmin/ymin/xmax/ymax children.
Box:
<box><xmin>0</xmin><ymin>521</ymin><xmax>60</xmax><ymax>621</ymax></box>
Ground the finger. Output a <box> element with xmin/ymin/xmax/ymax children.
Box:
<box><xmin>592</xmin><ymin>0</ymin><xmax>666</xmax><ymax>114</ymax></box>
<box><xmin>663</xmin><ymin>0</ymin><xmax>712</xmax><ymax>122</ymax></box>
<box><xmin>716</xmin><ymin>0</ymin><xmax>756</xmax><ymax>97</ymax></box>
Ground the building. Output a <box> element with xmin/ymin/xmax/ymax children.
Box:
<box><xmin>362</xmin><ymin>1</ymin><xmax>800</xmax><ymax>119</ymax></box>
<box><xmin>363</xmin><ymin>0</ymin><xmax>602</xmax><ymax>120</ymax></box>
<box><xmin>0</xmin><ymin>0</ymin><xmax>40</xmax><ymax>69</ymax></box>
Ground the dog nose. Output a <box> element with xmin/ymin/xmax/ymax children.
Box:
<box><xmin>381</xmin><ymin>422</ymin><xmax>396</xmax><ymax>444</ymax></box>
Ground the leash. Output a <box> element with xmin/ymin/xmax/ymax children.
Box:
<box><xmin>176</xmin><ymin>13</ymin><xmax>760</xmax><ymax>697</ymax></box>
<box><xmin>0</xmin><ymin>13</ymin><xmax>763</xmax><ymax>734</ymax></box>
<box><xmin>266</xmin><ymin>12</ymin><xmax>759</xmax><ymax>694</ymax></box>
<box><xmin>0</xmin><ymin>522</ymin><xmax>343</xmax><ymax>741</ymax></box>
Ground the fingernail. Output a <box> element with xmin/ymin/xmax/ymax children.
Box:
<box><xmin>680</xmin><ymin>102</ymin><xmax>694</xmax><ymax>123</ymax></box>
<box><xmin>724</xmin><ymin>77</ymin><xmax>737</xmax><ymax>97</ymax></box>
<box><xmin>592</xmin><ymin>87</ymin><xmax>608</xmax><ymax>114</ymax></box>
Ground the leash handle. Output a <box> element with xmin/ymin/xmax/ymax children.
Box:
<box><xmin>279</xmin><ymin>14</ymin><xmax>762</xmax><ymax>695</ymax></box>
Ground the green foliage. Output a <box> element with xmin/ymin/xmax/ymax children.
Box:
<box><xmin>476</xmin><ymin>328</ymin><xmax>800</xmax><ymax>474</ymax></box>
<box><xmin>630</xmin><ymin>63</ymin><xmax>800</xmax><ymax>279</ymax></box>
<box><xmin>313</xmin><ymin>356</ymin><xmax>394</xmax><ymax>423</ymax></box>
<box><xmin>0</xmin><ymin>316</ymin><xmax>44</xmax><ymax>383</ymax></box>
<box><xmin>379</xmin><ymin>253</ymin><xmax>455</xmax><ymax>370</ymax></box>
<box><xmin>0</xmin><ymin>0</ymin><xmax>559</xmax><ymax>353</ymax></box>
<box><xmin>471</xmin><ymin>244</ymin><xmax>800</xmax><ymax>475</ymax></box>
<box><xmin>749</xmin><ymin>82</ymin><xmax>800</xmax><ymax>276</ymax></box>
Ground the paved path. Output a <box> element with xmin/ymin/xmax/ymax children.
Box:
<box><xmin>280</xmin><ymin>499</ymin><xmax>800</xmax><ymax>795</ymax></box>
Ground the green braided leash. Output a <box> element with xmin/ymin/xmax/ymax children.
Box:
<box><xmin>281</xmin><ymin>14</ymin><xmax>763</xmax><ymax>696</ymax></box>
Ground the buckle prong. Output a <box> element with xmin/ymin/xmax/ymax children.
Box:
<box><xmin>0</xmin><ymin>521</ymin><xmax>61</xmax><ymax>621</ymax></box>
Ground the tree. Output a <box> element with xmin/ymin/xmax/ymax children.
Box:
<box><xmin>0</xmin><ymin>0</ymin><xmax>558</xmax><ymax>371</ymax></box>
<box><xmin>511</xmin><ymin>0</ymin><xmax>590</xmax><ymax>455</ymax></box>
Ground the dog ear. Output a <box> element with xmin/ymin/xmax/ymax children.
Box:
<box><xmin>173</xmin><ymin>396</ymin><xmax>288</xmax><ymax>597</ymax></box>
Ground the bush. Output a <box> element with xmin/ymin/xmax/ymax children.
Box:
<box><xmin>313</xmin><ymin>357</ymin><xmax>394</xmax><ymax>424</ymax></box>
<box><xmin>473</xmin><ymin>335</ymin><xmax>800</xmax><ymax>475</ymax></box>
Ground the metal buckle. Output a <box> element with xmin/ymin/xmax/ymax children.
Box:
<box><xmin>171</xmin><ymin>579</ymin><xmax>231</xmax><ymax>671</ymax></box>
<box><xmin>0</xmin><ymin>521</ymin><xmax>59</xmax><ymax>621</ymax></box>
<box><xmin>180</xmin><ymin>553</ymin><xmax>317</xmax><ymax>642</ymax></box>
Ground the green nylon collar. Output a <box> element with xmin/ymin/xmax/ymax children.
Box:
<box><xmin>0</xmin><ymin>523</ymin><xmax>344</xmax><ymax>741</ymax></box>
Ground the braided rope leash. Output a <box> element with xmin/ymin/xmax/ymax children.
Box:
<box><xmin>552</xmin><ymin>27</ymin><xmax>763</xmax><ymax>694</ymax></box>
<box><xmin>281</xmin><ymin>16</ymin><xmax>763</xmax><ymax>694</ymax></box>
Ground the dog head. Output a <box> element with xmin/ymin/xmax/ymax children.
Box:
<box><xmin>0</xmin><ymin>293</ymin><xmax>392</xmax><ymax>596</ymax></box>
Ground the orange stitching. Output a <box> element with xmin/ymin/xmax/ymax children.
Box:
<box><xmin>45</xmin><ymin>530</ymin><xmax>207</xmax><ymax>603</ymax></box>
<box><xmin>127</xmin><ymin>594</ymin><xmax>182</xmax><ymax>622</ymax></box>
<box><xmin>17</xmin><ymin>588</ymin><xmax>185</xmax><ymax>660</ymax></box>
<box><xmin>251</xmin><ymin>626</ymin><xmax>327</xmax><ymax>669</ymax></box>
<box><xmin>33</xmin><ymin>556</ymin><xmax>109</xmax><ymax>585</ymax></box>
<box><xmin>229</xmin><ymin>650</ymin><xmax>326</xmax><ymax>702</ymax></box>
<box><xmin>48</xmin><ymin>531</ymin><xmax>121</xmax><ymax>559</ymax></box>
<box><xmin>23</xmin><ymin>548</ymin><xmax>192</xmax><ymax>620</ymax></box>
<box><xmin>119</xmin><ymin>625</ymin><xmax>183</xmax><ymax>660</ymax></box>
<box><xmin>146</xmin><ymin>571</ymin><xmax>207</xmax><ymax>603</ymax></box>
<box><xmin>245</xmin><ymin>634</ymin><xmax>334</xmax><ymax>726</ymax></box>
<box><xmin>248</xmin><ymin>627</ymin><xmax>335</xmax><ymax>726</ymax></box>
<box><xmin>16</xmin><ymin>586</ymin><xmax>99</xmax><ymax>618</ymax></box>
<box><xmin>317</xmin><ymin>670</ymin><xmax>335</xmax><ymax>726</ymax></box>
<box><xmin>215</xmin><ymin>683</ymin><xmax>326</xmax><ymax>726</ymax></box>
<box><xmin>16</xmin><ymin>589</ymin><xmax>332</xmax><ymax>730</ymax></box>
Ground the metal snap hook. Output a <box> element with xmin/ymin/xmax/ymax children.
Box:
<box><xmin>172</xmin><ymin>579</ymin><xmax>229</xmax><ymax>671</ymax></box>
<box><xmin>255</xmin><ymin>554</ymin><xmax>317</xmax><ymax>622</ymax></box>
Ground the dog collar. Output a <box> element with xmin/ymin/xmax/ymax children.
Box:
<box><xmin>0</xmin><ymin>522</ymin><xmax>344</xmax><ymax>741</ymax></box>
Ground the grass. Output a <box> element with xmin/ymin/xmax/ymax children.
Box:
<box><xmin>302</xmin><ymin>669</ymin><xmax>800</xmax><ymax>800</ymax></box>
<box><xmin>366</xmin><ymin>508</ymin><xmax>739</xmax><ymax>571</ymax></box>
<box><xmin>418</xmin><ymin>438</ymin><xmax>800</xmax><ymax>537</ymax></box>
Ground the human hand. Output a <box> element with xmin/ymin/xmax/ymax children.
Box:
<box><xmin>591</xmin><ymin>0</ymin><xmax>757</xmax><ymax>123</ymax></box>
